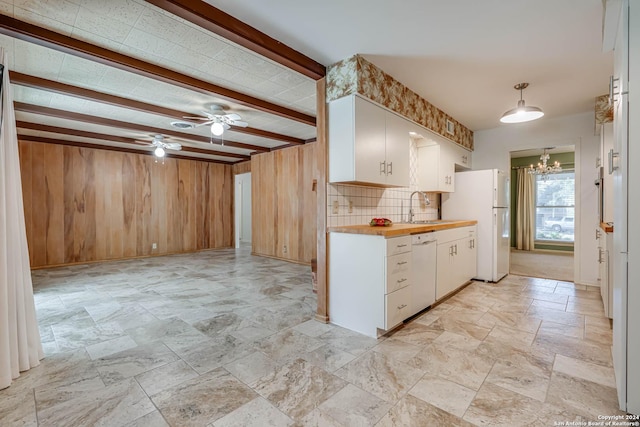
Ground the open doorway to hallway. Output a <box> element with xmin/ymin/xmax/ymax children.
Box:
<box><xmin>235</xmin><ymin>172</ymin><xmax>252</xmax><ymax>248</ymax></box>
<box><xmin>509</xmin><ymin>146</ymin><xmax>575</xmax><ymax>282</ymax></box>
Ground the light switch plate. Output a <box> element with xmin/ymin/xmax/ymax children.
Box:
<box><xmin>332</xmin><ymin>200</ymin><xmax>339</xmax><ymax>214</ymax></box>
<box><xmin>348</xmin><ymin>200</ymin><xmax>353</xmax><ymax>213</ymax></box>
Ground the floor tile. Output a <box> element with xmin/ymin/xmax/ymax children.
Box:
<box><xmin>0</xmin><ymin>389</ymin><xmax>37</xmax><ymax>426</ymax></box>
<box><xmin>135</xmin><ymin>359</ymin><xmax>199</xmax><ymax>396</ymax></box>
<box><xmin>299</xmin><ymin>344</ymin><xmax>355</xmax><ymax>373</ymax></box>
<box><xmin>224</xmin><ymin>351</ymin><xmax>277</xmax><ymax>385</ymax></box>
<box><xmin>254</xmin><ymin>329</ymin><xmax>324</xmax><ymax>362</ymax></box>
<box><xmin>336</xmin><ymin>351</ymin><xmax>424</xmax><ymax>402</ymax></box>
<box><xmin>387</xmin><ymin>321</ymin><xmax>443</xmax><ymax>346</ymax></box>
<box><xmin>539</xmin><ymin>320</ymin><xmax>584</xmax><ymax>340</ymax></box>
<box><xmin>372</xmin><ymin>338</ymin><xmax>423</xmax><ymax>363</ymax></box>
<box><xmin>553</xmin><ymin>354</ymin><xmax>616</xmax><ymax>388</ymax></box>
<box><xmin>253</xmin><ymin>358</ymin><xmax>346</xmax><ymax>420</ymax></box>
<box><xmin>533</xmin><ymin>330</ymin><xmax>613</xmax><ymax>367</ymax></box>
<box><xmin>317</xmin><ymin>327</ymin><xmax>379</xmax><ymax>356</ymax></box>
<box><xmin>408</xmin><ymin>343</ymin><xmax>494</xmax><ymax>390</ymax></box>
<box><xmin>86</xmin><ymin>335</ymin><xmax>139</xmax><ymax>360</ymax></box>
<box><xmin>36</xmin><ymin>378</ymin><xmax>155</xmax><ymax>427</ymax></box>
<box><xmin>314</xmin><ymin>383</ymin><xmax>392</xmax><ymax>426</ymax></box>
<box><xmin>376</xmin><ymin>394</ymin><xmax>476</xmax><ymax>427</ymax></box>
<box><xmin>211</xmin><ymin>397</ymin><xmax>293</xmax><ymax>427</ymax></box>
<box><xmin>545</xmin><ymin>371</ymin><xmax>623</xmax><ymax>420</ymax></box>
<box><xmin>124</xmin><ymin>410</ymin><xmax>170</xmax><ymax>427</ymax></box>
<box><xmin>151</xmin><ymin>367</ymin><xmax>257</xmax><ymax>426</ymax></box>
<box><xmin>409</xmin><ymin>375</ymin><xmax>476</xmax><ymax>417</ymax></box>
<box><xmin>95</xmin><ymin>343</ymin><xmax>179</xmax><ymax>385</ymax></box>
<box><xmin>463</xmin><ymin>382</ymin><xmax>544</xmax><ymax>427</ymax></box>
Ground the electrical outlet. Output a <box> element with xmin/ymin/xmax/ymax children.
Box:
<box><xmin>332</xmin><ymin>200</ymin><xmax>339</xmax><ymax>214</ymax></box>
<box><xmin>152</xmin><ymin>243</ymin><xmax>157</xmax><ymax>250</ymax></box>
<box><xmin>283</xmin><ymin>245</ymin><xmax>288</xmax><ymax>254</ymax></box>
<box><xmin>348</xmin><ymin>200</ymin><xmax>353</xmax><ymax>213</ymax></box>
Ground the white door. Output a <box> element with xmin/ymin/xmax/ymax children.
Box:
<box><xmin>234</xmin><ymin>173</ymin><xmax>252</xmax><ymax>248</ymax></box>
<box><xmin>495</xmin><ymin>208</ymin><xmax>510</xmax><ymax>281</ymax></box>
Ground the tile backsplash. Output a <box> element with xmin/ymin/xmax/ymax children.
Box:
<box><xmin>327</xmin><ymin>141</ymin><xmax>440</xmax><ymax>227</ymax></box>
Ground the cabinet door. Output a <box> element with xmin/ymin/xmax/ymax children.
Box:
<box><xmin>439</xmin><ymin>142</ymin><xmax>456</xmax><ymax>192</ymax></box>
<box><xmin>384</xmin><ymin>112</ymin><xmax>411</xmax><ymax>187</ymax></box>
<box><xmin>436</xmin><ymin>243</ymin><xmax>456</xmax><ymax>299</ymax></box>
<box><xmin>354</xmin><ymin>97</ymin><xmax>387</xmax><ymax>185</ymax></box>
<box><xmin>463</xmin><ymin>236</ymin><xmax>477</xmax><ymax>282</ymax></box>
<box><xmin>417</xmin><ymin>145</ymin><xmax>444</xmax><ymax>192</ymax></box>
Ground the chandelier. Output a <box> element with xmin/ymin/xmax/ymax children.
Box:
<box><xmin>528</xmin><ymin>148</ymin><xmax>562</xmax><ymax>180</ymax></box>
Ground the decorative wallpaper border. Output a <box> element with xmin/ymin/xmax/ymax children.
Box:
<box><xmin>595</xmin><ymin>94</ymin><xmax>613</xmax><ymax>125</ymax></box>
<box><xmin>326</xmin><ymin>54</ymin><xmax>474</xmax><ymax>150</ymax></box>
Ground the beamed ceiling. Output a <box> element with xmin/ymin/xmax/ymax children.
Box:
<box><xmin>0</xmin><ymin>0</ymin><xmax>322</xmax><ymax>164</ymax></box>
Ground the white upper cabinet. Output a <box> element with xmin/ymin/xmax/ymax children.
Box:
<box><xmin>417</xmin><ymin>144</ymin><xmax>455</xmax><ymax>192</ymax></box>
<box><xmin>329</xmin><ymin>95</ymin><xmax>410</xmax><ymax>187</ymax></box>
<box><xmin>384</xmin><ymin>111</ymin><xmax>412</xmax><ymax>187</ymax></box>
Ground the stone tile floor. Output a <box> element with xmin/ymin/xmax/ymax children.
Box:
<box><xmin>0</xmin><ymin>247</ymin><xmax>624</xmax><ymax>426</ymax></box>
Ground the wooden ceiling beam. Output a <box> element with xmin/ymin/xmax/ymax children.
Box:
<box><xmin>17</xmin><ymin>134</ymin><xmax>235</xmax><ymax>165</ymax></box>
<box><xmin>16</xmin><ymin>120</ymin><xmax>247</xmax><ymax>159</ymax></box>
<box><xmin>14</xmin><ymin>104</ymin><xmax>250</xmax><ymax>160</ymax></box>
<box><xmin>9</xmin><ymin>71</ymin><xmax>305</xmax><ymax>146</ymax></box>
<box><xmin>0</xmin><ymin>14</ymin><xmax>316</xmax><ymax>126</ymax></box>
<box><xmin>145</xmin><ymin>0</ymin><xmax>326</xmax><ymax>80</ymax></box>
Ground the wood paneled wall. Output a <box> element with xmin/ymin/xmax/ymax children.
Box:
<box><xmin>251</xmin><ymin>143</ymin><xmax>317</xmax><ymax>264</ymax></box>
<box><xmin>19</xmin><ymin>141</ymin><xmax>233</xmax><ymax>268</ymax></box>
<box><xmin>233</xmin><ymin>160</ymin><xmax>251</xmax><ymax>175</ymax></box>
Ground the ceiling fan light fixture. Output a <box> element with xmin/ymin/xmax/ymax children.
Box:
<box><xmin>154</xmin><ymin>146</ymin><xmax>166</xmax><ymax>158</ymax></box>
<box><xmin>211</xmin><ymin>121</ymin><xmax>224</xmax><ymax>136</ymax></box>
<box><xmin>500</xmin><ymin>83</ymin><xmax>544</xmax><ymax>124</ymax></box>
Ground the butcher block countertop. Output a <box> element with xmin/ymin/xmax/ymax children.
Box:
<box><xmin>328</xmin><ymin>220</ymin><xmax>478</xmax><ymax>238</ymax></box>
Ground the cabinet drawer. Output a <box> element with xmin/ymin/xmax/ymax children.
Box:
<box><xmin>385</xmin><ymin>285</ymin><xmax>411</xmax><ymax>330</ymax></box>
<box><xmin>386</xmin><ymin>236</ymin><xmax>411</xmax><ymax>255</ymax></box>
<box><xmin>386</xmin><ymin>252</ymin><xmax>411</xmax><ymax>293</ymax></box>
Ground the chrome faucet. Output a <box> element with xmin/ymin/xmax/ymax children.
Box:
<box><xmin>408</xmin><ymin>191</ymin><xmax>431</xmax><ymax>223</ymax></box>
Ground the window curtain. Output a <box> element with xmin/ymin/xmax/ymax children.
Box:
<box><xmin>0</xmin><ymin>51</ymin><xmax>43</xmax><ymax>390</ymax></box>
<box><xmin>515</xmin><ymin>168</ymin><xmax>535</xmax><ymax>250</ymax></box>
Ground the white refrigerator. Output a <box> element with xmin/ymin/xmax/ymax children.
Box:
<box><xmin>441</xmin><ymin>169</ymin><xmax>510</xmax><ymax>282</ymax></box>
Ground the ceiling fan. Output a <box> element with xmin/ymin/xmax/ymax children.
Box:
<box><xmin>183</xmin><ymin>103</ymin><xmax>249</xmax><ymax>136</ymax></box>
<box><xmin>142</xmin><ymin>134</ymin><xmax>181</xmax><ymax>158</ymax></box>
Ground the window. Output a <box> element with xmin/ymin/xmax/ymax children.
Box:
<box><xmin>534</xmin><ymin>171</ymin><xmax>575</xmax><ymax>242</ymax></box>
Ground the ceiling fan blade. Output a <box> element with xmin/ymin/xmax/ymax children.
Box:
<box><xmin>223</xmin><ymin>123</ymin><xmax>231</xmax><ymax>130</ymax></box>
<box><xmin>231</xmin><ymin>120</ymin><xmax>249</xmax><ymax>128</ymax></box>
<box><xmin>193</xmin><ymin>120</ymin><xmax>214</xmax><ymax>127</ymax></box>
<box><xmin>225</xmin><ymin>113</ymin><xmax>242</xmax><ymax>121</ymax></box>
<box><xmin>165</xmin><ymin>143</ymin><xmax>182</xmax><ymax>151</ymax></box>
<box><xmin>182</xmin><ymin>116</ymin><xmax>210</xmax><ymax>120</ymax></box>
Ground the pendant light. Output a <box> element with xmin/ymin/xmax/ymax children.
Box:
<box><xmin>500</xmin><ymin>82</ymin><xmax>544</xmax><ymax>124</ymax></box>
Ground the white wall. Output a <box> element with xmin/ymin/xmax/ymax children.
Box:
<box><xmin>473</xmin><ymin>112</ymin><xmax>600</xmax><ymax>286</ymax></box>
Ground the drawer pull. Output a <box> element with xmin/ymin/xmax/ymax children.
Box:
<box><xmin>396</xmin><ymin>244</ymin><xmax>407</xmax><ymax>248</ymax></box>
<box><xmin>397</xmin><ymin>304</ymin><xmax>407</xmax><ymax>310</ymax></box>
<box><xmin>397</xmin><ymin>278</ymin><xmax>407</xmax><ymax>283</ymax></box>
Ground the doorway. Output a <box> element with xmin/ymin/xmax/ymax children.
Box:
<box><xmin>234</xmin><ymin>172</ymin><xmax>252</xmax><ymax>248</ymax></box>
<box><xmin>509</xmin><ymin>147</ymin><xmax>575</xmax><ymax>281</ymax></box>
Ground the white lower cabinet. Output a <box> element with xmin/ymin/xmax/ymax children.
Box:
<box><xmin>329</xmin><ymin>233</ymin><xmax>412</xmax><ymax>338</ymax></box>
<box><xmin>597</xmin><ymin>228</ymin><xmax>613</xmax><ymax>319</ymax></box>
<box><xmin>435</xmin><ymin>226</ymin><xmax>477</xmax><ymax>300</ymax></box>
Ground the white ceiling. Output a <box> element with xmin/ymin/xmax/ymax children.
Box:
<box><xmin>0</xmin><ymin>0</ymin><xmax>319</xmax><ymax>163</ymax></box>
<box><xmin>204</xmin><ymin>0</ymin><xmax>612</xmax><ymax>131</ymax></box>
<box><xmin>0</xmin><ymin>0</ymin><xmax>612</xmax><ymax>162</ymax></box>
